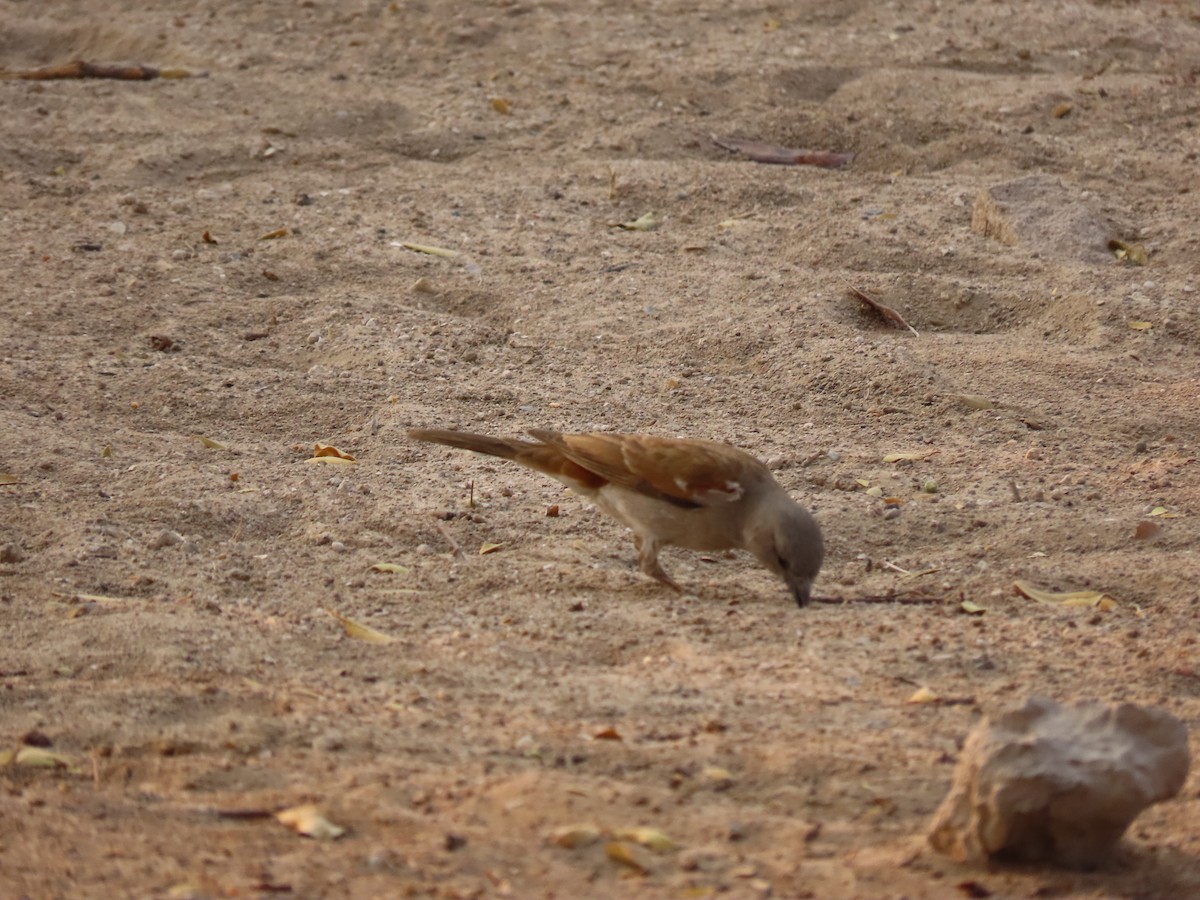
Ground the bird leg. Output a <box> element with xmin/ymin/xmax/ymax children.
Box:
<box><xmin>633</xmin><ymin>534</ymin><xmax>682</xmax><ymax>592</ymax></box>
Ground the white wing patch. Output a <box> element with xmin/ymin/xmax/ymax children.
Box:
<box><xmin>690</xmin><ymin>479</ymin><xmax>743</xmax><ymax>504</ymax></box>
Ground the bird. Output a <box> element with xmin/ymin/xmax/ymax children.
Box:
<box><xmin>407</xmin><ymin>427</ymin><xmax>824</xmax><ymax>606</ymax></box>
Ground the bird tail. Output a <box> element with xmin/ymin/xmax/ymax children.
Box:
<box><xmin>409</xmin><ymin>427</ymin><xmax>605</xmax><ymax>491</ymax></box>
<box><xmin>407</xmin><ymin>428</ymin><xmax>528</xmax><ymax>461</ymax></box>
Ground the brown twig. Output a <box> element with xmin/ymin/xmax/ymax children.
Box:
<box><xmin>712</xmin><ymin>135</ymin><xmax>855</xmax><ymax>169</ymax></box>
<box><xmin>845</xmin><ymin>284</ymin><xmax>919</xmax><ymax>336</ymax></box>
<box><xmin>2</xmin><ymin>60</ymin><xmax>199</xmax><ymax>81</ymax></box>
<box><xmin>434</xmin><ymin>522</ymin><xmax>466</xmax><ymax>559</ymax></box>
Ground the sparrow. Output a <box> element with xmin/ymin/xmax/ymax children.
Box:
<box><xmin>407</xmin><ymin>428</ymin><xmax>824</xmax><ymax>606</ymax></box>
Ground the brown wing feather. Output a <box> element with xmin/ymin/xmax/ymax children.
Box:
<box><xmin>529</xmin><ymin>430</ymin><xmax>766</xmax><ymax>507</ymax></box>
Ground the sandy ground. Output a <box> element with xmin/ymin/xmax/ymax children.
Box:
<box><xmin>2</xmin><ymin>1</ymin><xmax>1199</xmax><ymax>897</ymax></box>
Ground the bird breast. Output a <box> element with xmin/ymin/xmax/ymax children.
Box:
<box><xmin>593</xmin><ymin>484</ymin><xmax>749</xmax><ymax>551</ymax></box>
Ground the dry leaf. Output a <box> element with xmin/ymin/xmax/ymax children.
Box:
<box><xmin>701</xmin><ymin>765</ymin><xmax>733</xmax><ymax>786</ymax></box>
<box><xmin>491</xmin><ymin>97</ymin><xmax>512</xmax><ymax>115</ymax></box>
<box><xmin>1013</xmin><ymin>580</ymin><xmax>1116</xmax><ymax>610</ymax></box>
<box><xmin>907</xmin><ymin>686</ymin><xmax>940</xmax><ymax>704</ymax></box>
<box><xmin>604</xmin><ymin>842</ymin><xmax>648</xmax><ymax>874</ymax></box>
<box><xmin>951</xmin><ymin>393</ymin><xmax>995</xmax><ymax>410</ymax></box>
<box><xmin>1128</xmin><ymin>321</ymin><xmax>1153</xmax><ymax>330</ymax></box>
<box><xmin>369</xmin><ymin>563</ymin><xmax>410</xmax><ymax>574</ymax></box>
<box><xmin>711</xmin><ymin>134</ymin><xmax>854</xmax><ymax>169</ymax></box>
<box><xmin>276</xmin><ymin>803</ymin><xmax>346</xmax><ymax>840</ymax></box>
<box><xmin>326</xmin><ymin>609</ymin><xmax>398</xmax><ymax>645</ymax></box>
<box><xmin>479</xmin><ymin>542</ymin><xmax>504</xmax><ymax>555</ymax></box>
<box><xmin>15</xmin><ymin>747</ymin><xmax>74</xmax><ymax>768</ymax></box>
<box><xmin>312</xmin><ymin>443</ymin><xmax>355</xmax><ymax>461</ymax></box>
<box><xmin>1108</xmin><ymin>239</ymin><xmax>1148</xmax><ymax>265</ymax></box>
<box><xmin>549</xmin><ymin>824</ymin><xmax>603</xmax><ymax>849</ymax></box>
<box><xmin>847</xmin><ymin>285</ymin><xmax>919</xmax><ymax>335</ymax></box>
<box><xmin>0</xmin><ymin>473</ymin><xmax>20</xmax><ymax>485</ymax></box>
<box><xmin>612</xmin><ymin>212</ymin><xmax>660</xmax><ymax>231</ymax></box>
<box><xmin>593</xmin><ymin>726</ymin><xmax>623</xmax><ymax>741</ymax></box>
<box><xmin>960</xmin><ymin>600</ymin><xmax>987</xmax><ymax>615</ymax></box>
<box><xmin>401</xmin><ymin>242</ymin><xmax>459</xmax><ymax>258</ymax></box>
<box><xmin>258</xmin><ymin>227</ymin><xmax>289</xmax><ymax>240</ymax></box>
<box><xmin>198</xmin><ymin>436</ymin><xmax>226</xmax><ymax>450</ymax></box>
<box><xmin>612</xmin><ymin>826</ymin><xmax>676</xmax><ymax>853</ymax></box>
<box><xmin>883</xmin><ymin>450</ymin><xmax>938</xmax><ymax>463</ymax></box>
<box><xmin>1134</xmin><ymin>520</ymin><xmax>1162</xmax><ymax>540</ymax></box>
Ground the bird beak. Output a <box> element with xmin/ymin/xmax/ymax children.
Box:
<box><xmin>786</xmin><ymin>574</ymin><xmax>813</xmax><ymax>608</ymax></box>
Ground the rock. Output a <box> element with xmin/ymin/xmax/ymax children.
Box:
<box><xmin>928</xmin><ymin>696</ymin><xmax>1190</xmax><ymax>868</ymax></box>
<box><xmin>971</xmin><ymin>175</ymin><xmax>1114</xmax><ymax>264</ymax></box>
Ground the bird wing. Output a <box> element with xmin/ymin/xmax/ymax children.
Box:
<box><xmin>528</xmin><ymin>430</ymin><xmax>762</xmax><ymax>508</ymax></box>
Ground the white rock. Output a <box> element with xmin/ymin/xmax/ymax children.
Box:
<box><xmin>928</xmin><ymin>696</ymin><xmax>1190</xmax><ymax>868</ymax></box>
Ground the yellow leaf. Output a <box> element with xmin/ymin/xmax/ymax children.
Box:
<box><xmin>865</xmin><ymin>485</ymin><xmax>884</xmax><ymax>498</ymax></box>
<box><xmin>401</xmin><ymin>242</ymin><xmax>459</xmax><ymax>258</ymax></box>
<box><xmin>259</xmin><ymin>227</ymin><xmax>289</xmax><ymax>240</ymax></box>
<box><xmin>1108</xmin><ymin>239</ymin><xmax>1147</xmax><ymax>265</ymax></box>
<box><xmin>701</xmin><ymin>765</ymin><xmax>733</xmax><ymax>786</ymax></box>
<box><xmin>491</xmin><ymin>97</ymin><xmax>512</xmax><ymax>115</ymax></box>
<box><xmin>1013</xmin><ymin>579</ymin><xmax>1116</xmax><ymax>609</ymax></box>
<box><xmin>960</xmin><ymin>600</ymin><xmax>987</xmax><ymax>615</ymax></box>
<box><xmin>1128</xmin><ymin>321</ymin><xmax>1153</xmax><ymax>330</ymax></box>
<box><xmin>198</xmin><ymin>436</ymin><xmax>226</xmax><ymax>450</ymax></box>
<box><xmin>369</xmin><ymin>563</ymin><xmax>410</xmax><ymax>574</ymax></box>
<box><xmin>16</xmin><ymin>747</ymin><xmax>73</xmax><ymax>768</ymax></box>
<box><xmin>907</xmin><ymin>686</ymin><xmax>939</xmax><ymax>704</ymax></box>
<box><xmin>304</xmin><ymin>455</ymin><xmax>355</xmax><ymax>465</ymax></box>
<box><xmin>479</xmin><ymin>542</ymin><xmax>504</xmax><ymax>555</ymax></box>
<box><xmin>312</xmin><ymin>443</ymin><xmax>355</xmax><ymax>461</ymax></box>
<box><xmin>326</xmin><ymin>609</ymin><xmax>398</xmax><ymax>645</ymax></box>
<box><xmin>612</xmin><ymin>826</ymin><xmax>676</xmax><ymax>853</ymax></box>
<box><xmin>1148</xmin><ymin>507</ymin><xmax>1182</xmax><ymax>519</ymax></box>
<box><xmin>612</xmin><ymin>212</ymin><xmax>659</xmax><ymax>231</ymax></box>
<box><xmin>102</xmin><ymin>445</ymin><xmax>112</xmax><ymax>458</ymax></box>
<box><xmin>604</xmin><ymin>842</ymin><xmax>648</xmax><ymax>874</ymax></box>
<box><xmin>275</xmin><ymin>804</ymin><xmax>346</xmax><ymax>840</ymax></box>
<box><xmin>0</xmin><ymin>473</ymin><xmax>20</xmax><ymax>485</ymax></box>
<box><xmin>549</xmin><ymin>824</ymin><xmax>603</xmax><ymax>849</ymax></box>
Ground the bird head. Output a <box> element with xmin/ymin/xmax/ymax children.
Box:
<box><xmin>751</xmin><ymin>498</ymin><xmax>824</xmax><ymax>607</ymax></box>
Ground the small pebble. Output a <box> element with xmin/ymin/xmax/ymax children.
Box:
<box><xmin>883</xmin><ymin>507</ymin><xmax>901</xmax><ymax>521</ymax></box>
<box><xmin>1</xmin><ymin>543</ymin><xmax>25</xmax><ymax>564</ymax></box>
<box><xmin>330</xmin><ymin>541</ymin><xmax>347</xmax><ymax>554</ymax></box>
<box><xmin>149</xmin><ymin>529</ymin><xmax>185</xmax><ymax>550</ymax></box>
<box><xmin>312</xmin><ymin>732</ymin><xmax>346</xmax><ymax>752</ymax></box>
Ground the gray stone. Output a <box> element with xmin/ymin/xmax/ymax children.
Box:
<box><xmin>927</xmin><ymin>696</ymin><xmax>1190</xmax><ymax>868</ymax></box>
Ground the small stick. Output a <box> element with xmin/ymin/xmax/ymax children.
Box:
<box><xmin>3</xmin><ymin>60</ymin><xmax>199</xmax><ymax>81</ymax></box>
<box><xmin>880</xmin><ymin>560</ymin><xmax>911</xmax><ymax>575</ymax></box>
<box><xmin>812</xmin><ymin>592</ymin><xmax>944</xmax><ymax>606</ymax></box>
<box><xmin>468</xmin><ymin>479</ymin><xmax>475</xmax><ymax>509</ymax></box>
<box><xmin>434</xmin><ymin>522</ymin><xmax>466</xmax><ymax>559</ymax></box>
<box><xmin>845</xmin><ymin>284</ymin><xmax>919</xmax><ymax>336</ymax></box>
